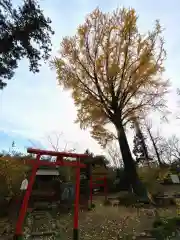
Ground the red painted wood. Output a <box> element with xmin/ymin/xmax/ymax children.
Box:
<box><xmin>74</xmin><ymin>166</ymin><xmax>80</xmax><ymax>230</ymax></box>
<box><xmin>15</xmin><ymin>154</ymin><xmax>41</xmax><ymax>235</ymax></box>
<box><xmin>27</xmin><ymin>148</ymin><xmax>88</xmax><ymax>158</ymax></box>
<box><xmin>89</xmin><ymin>176</ymin><xmax>108</xmax><ymax>205</ymax></box>
<box><xmin>34</xmin><ymin>159</ymin><xmax>86</xmax><ymax>168</ymax></box>
<box><xmin>22</xmin><ymin>158</ymin><xmax>86</xmax><ymax>168</ymax></box>
<box><xmin>104</xmin><ymin>176</ymin><xmax>107</xmax><ymax>201</ymax></box>
<box><xmin>15</xmin><ymin>148</ymin><xmax>88</xmax><ymax>238</ymax></box>
<box><xmin>89</xmin><ymin>175</ymin><xmax>93</xmax><ymax>206</ymax></box>
<box><xmin>92</xmin><ymin>183</ymin><xmax>105</xmax><ymax>187</ymax></box>
<box><xmin>94</xmin><ymin>177</ymin><xmax>105</xmax><ymax>181</ymax></box>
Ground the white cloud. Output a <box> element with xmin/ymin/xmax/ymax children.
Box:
<box><xmin>0</xmin><ymin>0</ymin><xmax>180</xmax><ymax>157</ymax></box>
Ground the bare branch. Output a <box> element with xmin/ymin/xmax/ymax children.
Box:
<box><xmin>106</xmin><ymin>141</ymin><xmax>123</xmax><ymax>168</ymax></box>
<box><xmin>45</xmin><ymin>132</ymin><xmax>76</xmax><ymax>153</ymax></box>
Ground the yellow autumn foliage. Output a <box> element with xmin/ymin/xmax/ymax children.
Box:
<box><xmin>138</xmin><ymin>166</ymin><xmax>172</xmax><ymax>195</ymax></box>
<box><xmin>138</xmin><ymin>167</ymin><xmax>163</xmax><ymax>195</ymax></box>
<box><xmin>0</xmin><ymin>156</ymin><xmax>28</xmax><ymax>197</ymax></box>
<box><xmin>53</xmin><ymin>7</ymin><xmax>169</xmax><ymax>148</ymax></box>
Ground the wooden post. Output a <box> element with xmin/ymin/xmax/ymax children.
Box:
<box><xmin>89</xmin><ymin>175</ymin><xmax>93</xmax><ymax>207</ymax></box>
<box><xmin>13</xmin><ymin>154</ymin><xmax>41</xmax><ymax>239</ymax></box>
<box><xmin>10</xmin><ymin>148</ymin><xmax>88</xmax><ymax>240</ymax></box>
<box><xmin>104</xmin><ymin>176</ymin><xmax>107</xmax><ymax>201</ymax></box>
<box><xmin>73</xmin><ymin>166</ymin><xmax>80</xmax><ymax>240</ymax></box>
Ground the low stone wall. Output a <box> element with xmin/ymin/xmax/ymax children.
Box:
<box><xmin>161</xmin><ymin>184</ymin><xmax>180</xmax><ymax>195</ymax></box>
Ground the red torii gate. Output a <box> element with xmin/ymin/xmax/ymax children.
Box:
<box><xmin>13</xmin><ymin>148</ymin><xmax>88</xmax><ymax>240</ymax></box>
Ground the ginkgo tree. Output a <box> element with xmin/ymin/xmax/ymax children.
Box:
<box><xmin>53</xmin><ymin>7</ymin><xmax>169</xmax><ymax>195</ymax></box>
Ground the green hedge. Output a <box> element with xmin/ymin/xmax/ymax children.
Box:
<box><xmin>151</xmin><ymin>216</ymin><xmax>180</xmax><ymax>239</ymax></box>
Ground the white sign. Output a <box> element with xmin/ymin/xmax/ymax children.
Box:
<box><xmin>36</xmin><ymin>169</ymin><xmax>59</xmax><ymax>176</ymax></box>
<box><xmin>170</xmin><ymin>174</ymin><xmax>180</xmax><ymax>184</ymax></box>
<box><xmin>20</xmin><ymin>178</ymin><xmax>28</xmax><ymax>190</ymax></box>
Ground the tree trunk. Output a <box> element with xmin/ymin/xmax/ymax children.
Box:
<box><xmin>115</xmin><ymin>122</ymin><xmax>147</xmax><ymax>197</ymax></box>
<box><xmin>146</xmin><ymin>127</ymin><xmax>163</xmax><ymax>166</ymax></box>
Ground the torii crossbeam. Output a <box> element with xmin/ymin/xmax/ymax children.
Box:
<box><xmin>13</xmin><ymin>148</ymin><xmax>88</xmax><ymax>240</ymax></box>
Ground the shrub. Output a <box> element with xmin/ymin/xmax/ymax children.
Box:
<box><xmin>151</xmin><ymin>217</ymin><xmax>180</xmax><ymax>240</ymax></box>
<box><xmin>0</xmin><ymin>156</ymin><xmax>28</xmax><ymax>198</ymax></box>
<box><xmin>138</xmin><ymin>167</ymin><xmax>164</xmax><ymax>196</ymax></box>
<box><xmin>0</xmin><ymin>197</ymin><xmax>9</xmax><ymax>217</ymax></box>
<box><xmin>151</xmin><ymin>216</ymin><xmax>180</xmax><ymax>239</ymax></box>
<box><xmin>118</xmin><ymin>192</ymin><xmax>140</xmax><ymax>206</ymax></box>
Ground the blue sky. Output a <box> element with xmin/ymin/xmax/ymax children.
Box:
<box><xmin>0</xmin><ymin>0</ymin><xmax>180</xmax><ymax>154</ymax></box>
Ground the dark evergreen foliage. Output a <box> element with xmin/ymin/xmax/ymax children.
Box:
<box><xmin>0</xmin><ymin>0</ymin><xmax>54</xmax><ymax>88</ymax></box>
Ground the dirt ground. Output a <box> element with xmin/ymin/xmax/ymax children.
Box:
<box><xmin>0</xmin><ymin>196</ymin><xmax>178</xmax><ymax>239</ymax></box>
<box><xmin>56</xmin><ymin>199</ymin><xmax>177</xmax><ymax>240</ymax></box>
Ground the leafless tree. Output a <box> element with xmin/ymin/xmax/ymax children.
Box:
<box><xmin>28</xmin><ymin>139</ymin><xmax>38</xmax><ymax>148</ymax></box>
<box><xmin>144</xmin><ymin>121</ymin><xmax>164</xmax><ymax>166</ymax></box>
<box><xmin>132</xmin><ymin>116</ymin><xmax>151</xmax><ymax>167</ymax></box>
<box><xmin>45</xmin><ymin>131</ymin><xmax>78</xmax><ymax>181</ymax></box>
<box><xmin>46</xmin><ymin>131</ymin><xmax>76</xmax><ymax>153</ymax></box>
<box><xmin>106</xmin><ymin>141</ymin><xmax>123</xmax><ymax>168</ymax></box>
<box><xmin>166</xmin><ymin>135</ymin><xmax>180</xmax><ymax>162</ymax></box>
<box><xmin>143</xmin><ymin>121</ymin><xmax>179</xmax><ymax>164</ymax></box>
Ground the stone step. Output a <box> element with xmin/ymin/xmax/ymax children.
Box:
<box><xmin>0</xmin><ymin>234</ymin><xmax>14</xmax><ymax>240</ymax></box>
<box><xmin>0</xmin><ymin>223</ymin><xmax>12</xmax><ymax>234</ymax></box>
<box><xmin>32</xmin><ymin>203</ymin><xmax>59</xmax><ymax>211</ymax></box>
<box><xmin>31</xmin><ymin>231</ymin><xmax>56</xmax><ymax>236</ymax></box>
<box><xmin>30</xmin><ymin>210</ymin><xmax>52</xmax><ymax>215</ymax></box>
<box><xmin>0</xmin><ymin>222</ymin><xmax>8</xmax><ymax>228</ymax></box>
<box><xmin>30</xmin><ymin>211</ymin><xmax>49</xmax><ymax>216</ymax></box>
<box><xmin>25</xmin><ymin>210</ymin><xmax>58</xmax><ymax>234</ymax></box>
